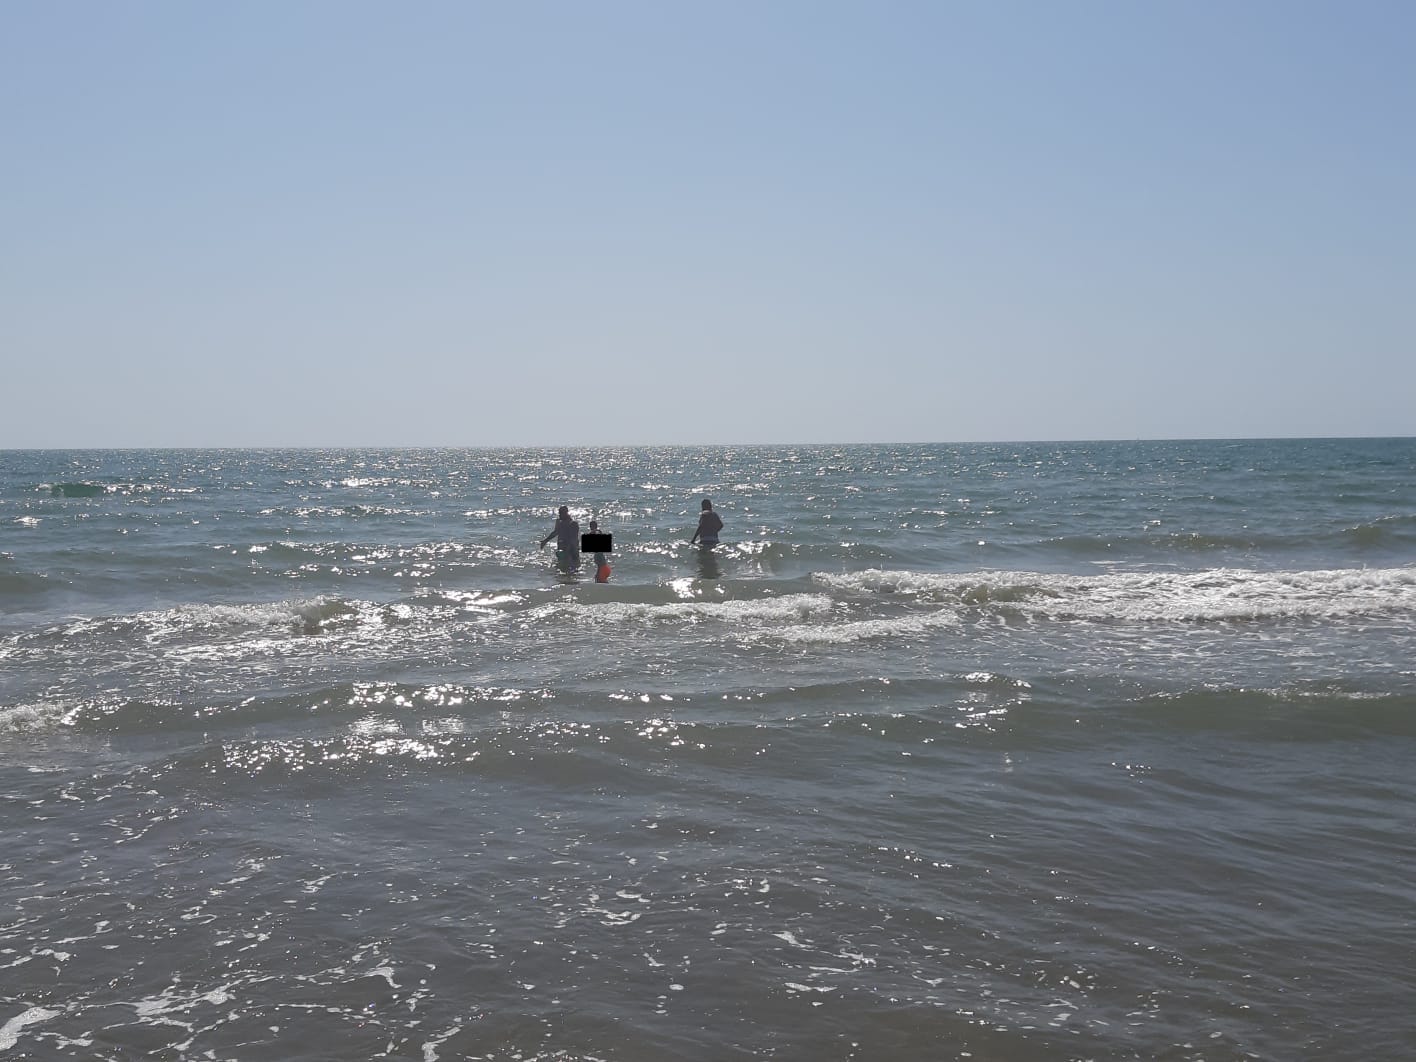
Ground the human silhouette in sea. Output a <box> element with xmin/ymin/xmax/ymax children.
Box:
<box><xmin>539</xmin><ymin>505</ymin><xmax>580</xmax><ymax>572</ymax></box>
<box><xmin>689</xmin><ymin>497</ymin><xmax>723</xmax><ymax>579</ymax></box>
<box><xmin>689</xmin><ymin>498</ymin><xmax>723</xmax><ymax>548</ymax></box>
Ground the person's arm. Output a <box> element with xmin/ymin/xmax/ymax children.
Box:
<box><xmin>689</xmin><ymin>517</ymin><xmax>700</xmax><ymax>544</ymax></box>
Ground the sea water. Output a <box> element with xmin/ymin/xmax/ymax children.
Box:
<box><xmin>2</xmin><ymin>440</ymin><xmax>1414</xmax><ymax>1060</ymax></box>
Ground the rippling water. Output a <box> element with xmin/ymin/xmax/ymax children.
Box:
<box><xmin>3</xmin><ymin>440</ymin><xmax>1415</xmax><ymax>1060</ymax></box>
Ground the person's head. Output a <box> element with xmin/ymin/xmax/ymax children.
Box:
<box><xmin>558</xmin><ymin>505</ymin><xmax>569</xmax><ymax>518</ymax></box>
<box><xmin>589</xmin><ymin>520</ymin><xmax>598</xmax><ymax>531</ymax></box>
<box><xmin>701</xmin><ymin>498</ymin><xmax>713</xmax><ymax>511</ymax></box>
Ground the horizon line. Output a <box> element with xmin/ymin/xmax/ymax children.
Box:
<box><xmin>3</xmin><ymin>433</ymin><xmax>1414</xmax><ymax>453</ymax></box>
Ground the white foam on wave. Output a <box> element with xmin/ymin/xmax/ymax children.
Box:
<box><xmin>131</xmin><ymin>597</ymin><xmax>361</xmax><ymax>642</ymax></box>
<box><xmin>815</xmin><ymin>570</ymin><xmax>976</xmax><ymax>596</ymax></box>
<box><xmin>0</xmin><ymin>703</ymin><xmax>70</xmax><ymax>733</ymax></box>
<box><xmin>815</xmin><ymin>566</ymin><xmax>1416</xmax><ymax>623</ymax></box>
<box><xmin>537</xmin><ymin>564</ymin><xmax>1416</xmax><ymax>647</ymax></box>
<box><xmin>0</xmin><ymin>1007</ymin><xmax>60</xmax><ymax>1051</ymax></box>
<box><xmin>550</xmin><ymin>592</ymin><xmax>836</xmax><ymax>626</ymax></box>
<box><xmin>750</xmin><ymin>608</ymin><xmax>962</xmax><ymax>646</ymax></box>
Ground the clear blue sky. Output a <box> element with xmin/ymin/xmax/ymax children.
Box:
<box><xmin>3</xmin><ymin>0</ymin><xmax>1412</xmax><ymax>447</ymax></box>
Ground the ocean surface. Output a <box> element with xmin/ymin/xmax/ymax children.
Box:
<box><xmin>2</xmin><ymin>440</ymin><xmax>1414</xmax><ymax>1061</ymax></box>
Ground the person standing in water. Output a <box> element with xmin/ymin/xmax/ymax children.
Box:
<box><xmin>689</xmin><ymin>497</ymin><xmax>723</xmax><ymax>547</ymax></box>
<box><xmin>588</xmin><ymin>519</ymin><xmax>611</xmax><ymax>582</ymax></box>
<box><xmin>540</xmin><ymin>505</ymin><xmax>580</xmax><ymax>570</ymax></box>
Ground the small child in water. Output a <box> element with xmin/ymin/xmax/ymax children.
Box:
<box><xmin>589</xmin><ymin>519</ymin><xmax>611</xmax><ymax>582</ymax></box>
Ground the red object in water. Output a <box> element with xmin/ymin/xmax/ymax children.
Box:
<box><xmin>596</xmin><ymin>564</ymin><xmax>611</xmax><ymax>583</ymax></box>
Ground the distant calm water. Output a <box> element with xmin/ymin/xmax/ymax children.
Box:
<box><xmin>3</xmin><ymin>440</ymin><xmax>1415</xmax><ymax>1061</ymax></box>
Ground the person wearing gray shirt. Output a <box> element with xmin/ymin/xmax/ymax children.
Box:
<box><xmin>540</xmin><ymin>506</ymin><xmax>580</xmax><ymax>568</ymax></box>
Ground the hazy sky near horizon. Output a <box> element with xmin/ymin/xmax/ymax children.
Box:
<box><xmin>3</xmin><ymin>0</ymin><xmax>1413</xmax><ymax>448</ymax></box>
